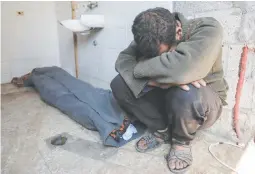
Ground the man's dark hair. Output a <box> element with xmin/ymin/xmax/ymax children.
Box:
<box><xmin>132</xmin><ymin>7</ymin><xmax>176</xmax><ymax>58</ymax></box>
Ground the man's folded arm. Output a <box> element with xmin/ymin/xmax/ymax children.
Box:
<box><xmin>115</xmin><ymin>41</ymin><xmax>149</xmax><ymax>97</ymax></box>
<box><xmin>133</xmin><ymin>17</ymin><xmax>223</xmax><ymax>85</ymax></box>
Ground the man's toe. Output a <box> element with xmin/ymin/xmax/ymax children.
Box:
<box><xmin>183</xmin><ymin>162</ymin><xmax>188</xmax><ymax>168</ymax></box>
<box><xmin>169</xmin><ymin>160</ymin><xmax>176</xmax><ymax>169</ymax></box>
<box><xmin>138</xmin><ymin>139</ymin><xmax>147</xmax><ymax>149</ymax></box>
<box><xmin>178</xmin><ymin>160</ymin><xmax>184</xmax><ymax>169</ymax></box>
<box><xmin>175</xmin><ymin>160</ymin><xmax>181</xmax><ymax>169</ymax></box>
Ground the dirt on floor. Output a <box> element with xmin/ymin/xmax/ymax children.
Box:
<box><xmin>1</xmin><ymin>84</ymin><xmax>255</xmax><ymax>174</ymax></box>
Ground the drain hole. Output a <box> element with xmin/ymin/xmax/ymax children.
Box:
<box><xmin>51</xmin><ymin>135</ymin><xmax>67</xmax><ymax>146</ymax></box>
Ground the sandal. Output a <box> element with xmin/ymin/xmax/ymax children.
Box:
<box><xmin>135</xmin><ymin>131</ymin><xmax>169</xmax><ymax>153</ymax></box>
<box><xmin>166</xmin><ymin>144</ymin><xmax>192</xmax><ymax>174</ymax></box>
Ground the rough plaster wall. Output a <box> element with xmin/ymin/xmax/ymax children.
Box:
<box><xmin>232</xmin><ymin>2</ymin><xmax>255</xmax><ymax>44</ymax></box>
<box><xmin>72</xmin><ymin>1</ymin><xmax>172</xmax><ymax>89</ymax></box>
<box><xmin>1</xmin><ymin>2</ymin><xmax>60</xmax><ymax>83</ymax></box>
<box><xmin>174</xmin><ymin>1</ymin><xmax>255</xmax><ymax>111</ymax></box>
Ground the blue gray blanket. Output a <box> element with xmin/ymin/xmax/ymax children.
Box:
<box><xmin>24</xmin><ymin>66</ymin><xmax>145</xmax><ymax>147</ymax></box>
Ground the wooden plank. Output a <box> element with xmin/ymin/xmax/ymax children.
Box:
<box><xmin>71</xmin><ymin>1</ymin><xmax>79</xmax><ymax>78</ymax></box>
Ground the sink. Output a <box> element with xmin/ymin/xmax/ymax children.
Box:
<box><xmin>59</xmin><ymin>15</ymin><xmax>104</xmax><ymax>33</ymax></box>
<box><xmin>60</xmin><ymin>19</ymin><xmax>90</xmax><ymax>33</ymax></box>
<box><xmin>80</xmin><ymin>14</ymin><xmax>104</xmax><ymax>28</ymax></box>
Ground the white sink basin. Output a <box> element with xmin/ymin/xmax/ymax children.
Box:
<box><xmin>59</xmin><ymin>15</ymin><xmax>104</xmax><ymax>33</ymax></box>
<box><xmin>80</xmin><ymin>14</ymin><xmax>104</xmax><ymax>28</ymax></box>
<box><xmin>60</xmin><ymin>19</ymin><xmax>90</xmax><ymax>33</ymax></box>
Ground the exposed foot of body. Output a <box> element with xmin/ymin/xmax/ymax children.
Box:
<box><xmin>11</xmin><ymin>73</ymin><xmax>31</xmax><ymax>87</ymax></box>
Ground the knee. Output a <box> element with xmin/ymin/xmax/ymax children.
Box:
<box><xmin>168</xmin><ymin>85</ymin><xmax>201</xmax><ymax>105</ymax></box>
<box><xmin>167</xmin><ymin>86</ymin><xmax>206</xmax><ymax>134</ymax></box>
<box><xmin>110</xmin><ymin>75</ymin><xmax>121</xmax><ymax>92</ymax></box>
<box><xmin>110</xmin><ymin>75</ymin><xmax>128</xmax><ymax>102</ymax></box>
<box><xmin>166</xmin><ymin>85</ymin><xmax>204</xmax><ymax>117</ymax></box>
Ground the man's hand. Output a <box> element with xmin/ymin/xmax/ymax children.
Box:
<box><xmin>148</xmin><ymin>79</ymin><xmax>206</xmax><ymax>90</ymax></box>
<box><xmin>179</xmin><ymin>79</ymin><xmax>206</xmax><ymax>91</ymax></box>
<box><xmin>148</xmin><ymin>81</ymin><xmax>172</xmax><ymax>89</ymax></box>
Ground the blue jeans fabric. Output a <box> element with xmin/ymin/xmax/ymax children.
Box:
<box><xmin>25</xmin><ymin>66</ymin><xmax>145</xmax><ymax>147</ymax></box>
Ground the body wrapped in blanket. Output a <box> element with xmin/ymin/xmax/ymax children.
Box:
<box><xmin>12</xmin><ymin>66</ymin><xmax>145</xmax><ymax>147</ymax></box>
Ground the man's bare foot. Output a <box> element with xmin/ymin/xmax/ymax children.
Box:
<box><xmin>166</xmin><ymin>144</ymin><xmax>192</xmax><ymax>173</ymax></box>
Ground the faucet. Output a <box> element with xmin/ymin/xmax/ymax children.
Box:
<box><xmin>87</xmin><ymin>1</ymin><xmax>98</xmax><ymax>10</ymax></box>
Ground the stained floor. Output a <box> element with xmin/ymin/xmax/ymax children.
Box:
<box><xmin>2</xmin><ymin>84</ymin><xmax>255</xmax><ymax>174</ymax></box>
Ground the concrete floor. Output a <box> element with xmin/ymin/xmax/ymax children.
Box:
<box><xmin>1</xmin><ymin>84</ymin><xmax>255</xmax><ymax>174</ymax></box>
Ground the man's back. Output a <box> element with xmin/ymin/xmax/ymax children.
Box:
<box><xmin>180</xmin><ymin>14</ymin><xmax>229</xmax><ymax>104</ymax></box>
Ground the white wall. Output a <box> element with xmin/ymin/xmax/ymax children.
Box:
<box><xmin>73</xmin><ymin>1</ymin><xmax>173</xmax><ymax>89</ymax></box>
<box><xmin>55</xmin><ymin>2</ymin><xmax>75</xmax><ymax>76</ymax></box>
<box><xmin>1</xmin><ymin>1</ymin><xmax>173</xmax><ymax>85</ymax></box>
<box><xmin>1</xmin><ymin>1</ymin><xmax>60</xmax><ymax>83</ymax></box>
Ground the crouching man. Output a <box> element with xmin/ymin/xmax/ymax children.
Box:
<box><xmin>111</xmin><ymin>7</ymin><xmax>228</xmax><ymax>173</ymax></box>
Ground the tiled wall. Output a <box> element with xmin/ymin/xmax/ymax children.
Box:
<box><xmin>73</xmin><ymin>1</ymin><xmax>173</xmax><ymax>89</ymax></box>
<box><xmin>55</xmin><ymin>2</ymin><xmax>76</xmax><ymax>77</ymax></box>
<box><xmin>1</xmin><ymin>2</ymin><xmax>60</xmax><ymax>83</ymax></box>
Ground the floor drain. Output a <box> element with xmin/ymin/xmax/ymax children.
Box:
<box><xmin>51</xmin><ymin>135</ymin><xmax>67</xmax><ymax>146</ymax></box>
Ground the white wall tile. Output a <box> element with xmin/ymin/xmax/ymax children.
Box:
<box><xmin>10</xmin><ymin>59</ymin><xmax>42</xmax><ymax>77</ymax></box>
<box><xmin>1</xmin><ymin>61</ymin><xmax>11</xmax><ymax>76</ymax></box>
<box><xmin>1</xmin><ymin>2</ymin><xmax>60</xmax><ymax>83</ymax></box>
<box><xmin>1</xmin><ymin>61</ymin><xmax>12</xmax><ymax>83</ymax></box>
<box><xmin>91</xmin><ymin>28</ymin><xmax>127</xmax><ymax>50</ymax></box>
<box><xmin>75</xmin><ymin>1</ymin><xmax>173</xmax><ymax>89</ymax></box>
<box><xmin>55</xmin><ymin>2</ymin><xmax>75</xmax><ymax>77</ymax></box>
<box><xmin>99</xmin><ymin>48</ymin><xmax>120</xmax><ymax>83</ymax></box>
<box><xmin>1</xmin><ymin>74</ymin><xmax>12</xmax><ymax>84</ymax></box>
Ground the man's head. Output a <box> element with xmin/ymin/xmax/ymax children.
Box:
<box><xmin>132</xmin><ymin>7</ymin><xmax>179</xmax><ymax>58</ymax></box>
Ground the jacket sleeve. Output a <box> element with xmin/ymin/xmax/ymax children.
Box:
<box><xmin>133</xmin><ymin>17</ymin><xmax>223</xmax><ymax>84</ymax></box>
<box><xmin>115</xmin><ymin>41</ymin><xmax>149</xmax><ymax>98</ymax></box>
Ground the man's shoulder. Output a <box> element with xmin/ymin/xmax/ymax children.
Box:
<box><xmin>184</xmin><ymin>16</ymin><xmax>223</xmax><ymax>40</ymax></box>
<box><xmin>192</xmin><ymin>16</ymin><xmax>222</xmax><ymax>29</ymax></box>
<box><xmin>174</xmin><ymin>12</ymin><xmax>221</xmax><ymax>27</ymax></box>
